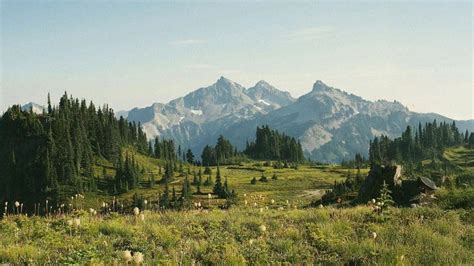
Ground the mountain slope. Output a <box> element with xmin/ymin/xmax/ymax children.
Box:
<box><xmin>124</xmin><ymin>77</ymin><xmax>295</xmax><ymax>144</ymax></box>
<box><xmin>21</xmin><ymin>102</ymin><xmax>44</xmax><ymax>114</ymax></box>
<box><xmin>122</xmin><ymin>78</ymin><xmax>474</xmax><ymax>162</ymax></box>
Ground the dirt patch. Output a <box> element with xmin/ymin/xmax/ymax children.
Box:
<box><xmin>300</xmin><ymin>189</ymin><xmax>326</xmax><ymax>198</ymax></box>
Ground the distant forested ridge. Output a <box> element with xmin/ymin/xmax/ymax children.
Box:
<box><xmin>201</xmin><ymin>135</ymin><xmax>239</xmax><ymax>166</ymax></box>
<box><xmin>244</xmin><ymin>125</ymin><xmax>304</xmax><ymax>162</ymax></box>
<box><xmin>322</xmin><ymin>120</ymin><xmax>473</xmax><ymax>205</ymax></box>
<box><xmin>369</xmin><ymin>120</ymin><xmax>474</xmax><ymax>166</ymax></box>
<box><xmin>0</xmin><ymin>93</ymin><xmax>149</xmax><ymax>206</ymax></box>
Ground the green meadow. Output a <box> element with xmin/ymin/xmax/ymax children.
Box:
<box><xmin>0</xmin><ymin>147</ymin><xmax>472</xmax><ymax>264</ymax></box>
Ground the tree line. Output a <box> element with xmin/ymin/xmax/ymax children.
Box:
<box><xmin>244</xmin><ymin>125</ymin><xmax>304</xmax><ymax>162</ymax></box>
<box><xmin>0</xmin><ymin>93</ymin><xmax>149</xmax><ymax>207</ymax></box>
<box><xmin>201</xmin><ymin>135</ymin><xmax>239</xmax><ymax>166</ymax></box>
<box><xmin>369</xmin><ymin>120</ymin><xmax>473</xmax><ymax>166</ymax></box>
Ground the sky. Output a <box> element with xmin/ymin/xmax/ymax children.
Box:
<box><xmin>1</xmin><ymin>1</ymin><xmax>472</xmax><ymax>120</ymax></box>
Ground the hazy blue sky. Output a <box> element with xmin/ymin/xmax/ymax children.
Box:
<box><xmin>1</xmin><ymin>1</ymin><xmax>472</xmax><ymax>119</ymax></box>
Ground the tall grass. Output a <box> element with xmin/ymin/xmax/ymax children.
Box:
<box><xmin>0</xmin><ymin>206</ymin><xmax>472</xmax><ymax>264</ymax></box>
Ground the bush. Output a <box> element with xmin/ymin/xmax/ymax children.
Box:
<box><xmin>436</xmin><ymin>188</ymin><xmax>474</xmax><ymax>209</ymax></box>
<box><xmin>250</xmin><ymin>177</ymin><xmax>257</xmax><ymax>185</ymax></box>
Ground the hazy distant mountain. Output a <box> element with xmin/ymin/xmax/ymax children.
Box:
<box><xmin>124</xmin><ymin>76</ymin><xmax>296</xmax><ymax>145</ymax></box>
<box><xmin>121</xmin><ymin>77</ymin><xmax>474</xmax><ymax>162</ymax></box>
<box><xmin>21</xmin><ymin>102</ymin><xmax>44</xmax><ymax>114</ymax></box>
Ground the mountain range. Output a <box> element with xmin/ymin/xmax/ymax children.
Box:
<box><xmin>21</xmin><ymin>77</ymin><xmax>474</xmax><ymax>162</ymax></box>
<box><xmin>116</xmin><ymin>77</ymin><xmax>473</xmax><ymax>162</ymax></box>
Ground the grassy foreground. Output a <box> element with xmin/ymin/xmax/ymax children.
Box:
<box><xmin>1</xmin><ymin>206</ymin><xmax>472</xmax><ymax>265</ymax></box>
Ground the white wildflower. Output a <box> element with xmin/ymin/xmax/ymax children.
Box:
<box><xmin>371</xmin><ymin>232</ymin><xmax>377</xmax><ymax>240</ymax></box>
<box><xmin>133</xmin><ymin>251</ymin><xmax>144</xmax><ymax>264</ymax></box>
<box><xmin>139</xmin><ymin>213</ymin><xmax>145</xmax><ymax>222</ymax></box>
<box><xmin>122</xmin><ymin>250</ymin><xmax>132</xmax><ymax>263</ymax></box>
<box><xmin>271</xmin><ymin>199</ymin><xmax>275</xmax><ymax>204</ymax></box>
<box><xmin>133</xmin><ymin>207</ymin><xmax>140</xmax><ymax>216</ymax></box>
<box><xmin>14</xmin><ymin>201</ymin><xmax>20</xmax><ymax>208</ymax></box>
<box><xmin>259</xmin><ymin>224</ymin><xmax>267</xmax><ymax>233</ymax></box>
<box><xmin>73</xmin><ymin>218</ymin><xmax>81</xmax><ymax>227</ymax></box>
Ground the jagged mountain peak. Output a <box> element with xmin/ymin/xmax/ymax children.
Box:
<box><xmin>121</xmin><ymin>78</ymin><xmax>472</xmax><ymax>163</ymax></box>
<box><xmin>215</xmin><ymin>76</ymin><xmax>243</xmax><ymax>89</ymax></box>
<box><xmin>247</xmin><ymin>80</ymin><xmax>295</xmax><ymax>107</ymax></box>
<box><xmin>254</xmin><ymin>80</ymin><xmax>272</xmax><ymax>87</ymax></box>
<box><xmin>312</xmin><ymin>80</ymin><xmax>330</xmax><ymax>91</ymax></box>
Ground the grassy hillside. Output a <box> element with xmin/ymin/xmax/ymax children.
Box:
<box><xmin>0</xmin><ymin>147</ymin><xmax>472</xmax><ymax>264</ymax></box>
<box><xmin>83</xmin><ymin>145</ymin><xmax>365</xmax><ymax>209</ymax></box>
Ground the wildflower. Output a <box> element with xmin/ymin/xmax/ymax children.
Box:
<box><xmin>318</xmin><ymin>204</ymin><xmax>324</xmax><ymax>209</ymax></box>
<box><xmin>89</xmin><ymin>208</ymin><xmax>95</xmax><ymax>214</ymax></box>
<box><xmin>271</xmin><ymin>199</ymin><xmax>275</xmax><ymax>204</ymax></box>
<box><xmin>371</xmin><ymin>198</ymin><xmax>376</xmax><ymax>204</ymax></box>
<box><xmin>278</xmin><ymin>207</ymin><xmax>284</xmax><ymax>211</ymax></box>
<box><xmin>73</xmin><ymin>218</ymin><xmax>81</xmax><ymax>227</ymax></box>
<box><xmin>400</xmin><ymin>255</ymin><xmax>405</xmax><ymax>261</ymax></box>
<box><xmin>133</xmin><ymin>207</ymin><xmax>140</xmax><ymax>216</ymax></box>
<box><xmin>371</xmin><ymin>232</ymin><xmax>377</xmax><ymax>240</ymax></box>
<box><xmin>244</xmin><ymin>200</ymin><xmax>248</xmax><ymax>205</ymax></box>
<box><xmin>253</xmin><ymin>202</ymin><xmax>257</xmax><ymax>207</ymax></box>
<box><xmin>259</xmin><ymin>208</ymin><xmax>263</xmax><ymax>213</ymax></box>
<box><xmin>133</xmin><ymin>252</ymin><xmax>144</xmax><ymax>264</ymax></box>
<box><xmin>249</xmin><ymin>239</ymin><xmax>255</xmax><ymax>245</ymax></box>
<box><xmin>244</xmin><ymin>193</ymin><xmax>247</xmax><ymax>197</ymax></box>
<box><xmin>122</xmin><ymin>250</ymin><xmax>132</xmax><ymax>263</ymax></box>
<box><xmin>139</xmin><ymin>214</ymin><xmax>145</xmax><ymax>222</ymax></box>
<box><xmin>208</xmin><ymin>193</ymin><xmax>212</xmax><ymax>199</ymax></box>
<box><xmin>14</xmin><ymin>201</ymin><xmax>20</xmax><ymax>208</ymax></box>
<box><xmin>286</xmin><ymin>200</ymin><xmax>289</xmax><ymax>204</ymax></box>
<box><xmin>143</xmin><ymin>200</ymin><xmax>148</xmax><ymax>205</ymax></box>
<box><xmin>197</xmin><ymin>202</ymin><xmax>201</xmax><ymax>208</ymax></box>
<box><xmin>259</xmin><ymin>224</ymin><xmax>267</xmax><ymax>233</ymax></box>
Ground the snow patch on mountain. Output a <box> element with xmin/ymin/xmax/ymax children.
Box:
<box><xmin>258</xmin><ymin>99</ymin><xmax>271</xmax><ymax>106</ymax></box>
<box><xmin>190</xmin><ymin>109</ymin><xmax>203</xmax><ymax>115</ymax></box>
<box><xmin>21</xmin><ymin>102</ymin><xmax>44</xmax><ymax>114</ymax></box>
